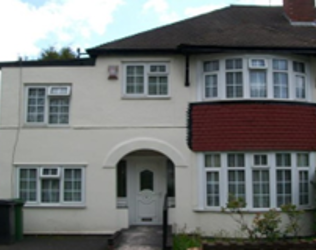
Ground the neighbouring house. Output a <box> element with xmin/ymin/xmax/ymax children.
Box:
<box><xmin>1</xmin><ymin>0</ymin><xmax>316</xmax><ymax>236</ymax></box>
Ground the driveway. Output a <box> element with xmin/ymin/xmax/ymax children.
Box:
<box><xmin>0</xmin><ymin>236</ymin><xmax>109</xmax><ymax>250</ymax></box>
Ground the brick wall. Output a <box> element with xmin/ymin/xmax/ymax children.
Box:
<box><xmin>188</xmin><ymin>101</ymin><xmax>316</xmax><ymax>151</ymax></box>
<box><xmin>283</xmin><ymin>0</ymin><xmax>316</xmax><ymax>22</ymax></box>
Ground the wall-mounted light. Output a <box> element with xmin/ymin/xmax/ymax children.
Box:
<box><xmin>108</xmin><ymin>65</ymin><xmax>119</xmax><ymax>80</ymax></box>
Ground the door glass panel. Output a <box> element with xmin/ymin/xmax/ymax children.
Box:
<box><xmin>140</xmin><ymin>170</ymin><xmax>154</xmax><ymax>191</ymax></box>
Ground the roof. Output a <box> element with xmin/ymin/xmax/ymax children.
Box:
<box><xmin>87</xmin><ymin>5</ymin><xmax>316</xmax><ymax>55</ymax></box>
<box><xmin>0</xmin><ymin>58</ymin><xmax>95</xmax><ymax>69</ymax></box>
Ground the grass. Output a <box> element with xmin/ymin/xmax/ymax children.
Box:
<box><xmin>173</xmin><ymin>232</ymin><xmax>202</xmax><ymax>250</ymax></box>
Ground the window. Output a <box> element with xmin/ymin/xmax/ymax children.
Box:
<box><xmin>205</xmin><ymin>154</ymin><xmax>221</xmax><ymax>207</ymax></box>
<box><xmin>297</xmin><ymin>153</ymin><xmax>309</xmax><ymax>205</ymax></box>
<box><xmin>201</xmin><ymin>152</ymin><xmax>312</xmax><ymax>210</ymax></box>
<box><xmin>227</xmin><ymin>154</ymin><xmax>245</xmax><ymax>201</ymax></box>
<box><xmin>226</xmin><ymin>59</ymin><xmax>243</xmax><ymax>98</ymax></box>
<box><xmin>18</xmin><ymin>166</ymin><xmax>85</xmax><ymax>206</ymax></box>
<box><xmin>250</xmin><ymin>70</ymin><xmax>267</xmax><ymax>98</ymax></box>
<box><xmin>124</xmin><ymin>63</ymin><xmax>169</xmax><ymax>97</ymax></box>
<box><xmin>204</xmin><ymin>61</ymin><xmax>219</xmax><ymax>98</ymax></box>
<box><xmin>26</xmin><ymin>85</ymin><xmax>71</xmax><ymax>125</ymax></box>
<box><xmin>293</xmin><ymin>61</ymin><xmax>306</xmax><ymax>99</ymax></box>
<box><xmin>201</xmin><ymin>56</ymin><xmax>308</xmax><ymax>101</ymax></box>
<box><xmin>252</xmin><ymin>154</ymin><xmax>270</xmax><ymax>208</ymax></box>
<box><xmin>273</xmin><ymin>59</ymin><xmax>289</xmax><ymax>98</ymax></box>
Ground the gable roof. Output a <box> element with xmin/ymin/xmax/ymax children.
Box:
<box><xmin>87</xmin><ymin>5</ymin><xmax>316</xmax><ymax>56</ymax></box>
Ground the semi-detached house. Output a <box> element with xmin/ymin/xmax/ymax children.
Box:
<box><xmin>0</xmin><ymin>0</ymin><xmax>316</xmax><ymax>236</ymax></box>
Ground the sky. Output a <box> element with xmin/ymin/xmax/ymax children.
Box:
<box><xmin>0</xmin><ymin>0</ymin><xmax>283</xmax><ymax>61</ymax></box>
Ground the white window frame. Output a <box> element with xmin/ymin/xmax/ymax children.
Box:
<box><xmin>123</xmin><ymin>63</ymin><xmax>169</xmax><ymax>98</ymax></box>
<box><xmin>198</xmin><ymin>152</ymin><xmax>314</xmax><ymax>211</ymax></box>
<box><xmin>48</xmin><ymin>86</ymin><xmax>71</xmax><ymax>96</ymax></box>
<box><xmin>25</xmin><ymin>85</ymin><xmax>71</xmax><ymax>126</ymax></box>
<box><xmin>16</xmin><ymin>165</ymin><xmax>86</xmax><ymax>207</ymax></box>
<box><xmin>249</xmin><ymin>58</ymin><xmax>268</xmax><ymax>69</ymax></box>
<box><xmin>203</xmin><ymin>60</ymin><xmax>220</xmax><ymax>99</ymax></box>
<box><xmin>200</xmin><ymin>55</ymin><xmax>310</xmax><ymax>102</ymax></box>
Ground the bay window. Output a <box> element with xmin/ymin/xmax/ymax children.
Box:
<box><xmin>202</xmin><ymin>56</ymin><xmax>309</xmax><ymax>101</ymax></box>
<box><xmin>202</xmin><ymin>152</ymin><xmax>313</xmax><ymax>210</ymax></box>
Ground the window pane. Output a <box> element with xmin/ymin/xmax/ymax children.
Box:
<box><xmin>167</xmin><ymin>160</ymin><xmax>175</xmax><ymax>197</ymax></box>
<box><xmin>41</xmin><ymin>179</ymin><xmax>60</xmax><ymax>203</ymax></box>
<box><xmin>254</xmin><ymin>154</ymin><xmax>267</xmax><ymax>165</ymax></box>
<box><xmin>250</xmin><ymin>70</ymin><xmax>267</xmax><ymax>98</ymax></box>
<box><xmin>228</xmin><ymin>154</ymin><xmax>244</xmax><ymax>167</ymax></box>
<box><xmin>205</xmin><ymin>154</ymin><xmax>221</xmax><ymax>167</ymax></box>
<box><xmin>276</xmin><ymin>153</ymin><xmax>291</xmax><ymax>167</ymax></box>
<box><xmin>273</xmin><ymin>59</ymin><xmax>288</xmax><ymax>70</ymax></box>
<box><xmin>19</xmin><ymin>169</ymin><xmax>37</xmax><ymax>202</ymax></box>
<box><xmin>206</xmin><ymin>172</ymin><xmax>220</xmax><ymax>206</ymax></box>
<box><xmin>253</xmin><ymin>170</ymin><xmax>270</xmax><ymax>208</ymax></box>
<box><xmin>64</xmin><ymin>169</ymin><xmax>82</xmax><ymax>202</ymax></box>
<box><xmin>226</xmin><ymin>72</ymin><xmax>243</xmax><ymax>98</ymax></box>
<box><xmin>273</xmin><ymin>73</ymin><xmax>288</xmax><ymax>98</ymax></box>
<box><xmin>204</xmin><ymin>61</ymin><xmax>219</xmax><ymax>72</ymax></box>
<box><xmin>226</xmin><ymin>59</ymin><xmax>242</xmax><ymax>70</ymax></box>
<box><xmin>117</xmin><ymin>160</ymin><xmax>127</xmax><ymax>198</ymax></box>
<box><xmin>126</xmin><ymin>66</ymin><xmax>145</xmax><ymax>94</ymax></box>
<box><xmin>276</xmin><ymin>170</ymin><xmax>292</xmax><ymax>206</ymax></box>
<box><xmin>140</xmin><ymin>170</ymin><xmax>154</xmax><ymax>191</ymax></box>
<box><xmin>297</xmin><ymin>153</ymin><xmax>309</xmax><ymax>167</ymax></box>
<box><xmin>299</xmin><ymin>171</ymin><xmax>309</xmax><ymax>205</ymax></box>
<box><xmin>205</xmin><ymin>75</ymin><xmax>218</xmax><ymax>98</ymax></box>
<box><xmin>293</xmin><ymin>61</ymin><xmax>305</xmax><ymax>73</ymax></box>
<box><xmin>228</xmin><ymin>170</ymin><xmax>245</xmax><ymax>201</ymax></box>
<box><xmin>49</xmin><ymin>97</ymin><xmax>70</xmax><ymax>124</ymax></box>
<box><xmin>148</xmin><ymin>76</ymin><xmax>168</xmax><ymax>95</ymax></box>
<box><xmin>27</xmin><ymin>88</ymin><xmax>46</xmax><ymax>123</ymax></box>
<box><xmin>295</xmin><ymin>75</ymin><xmax>306</xmax><ymax>99</ymax></box>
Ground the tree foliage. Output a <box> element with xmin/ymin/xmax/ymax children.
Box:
<box><xmin>39</xmin><ymin>46</ymin><xmax>77</xmax><ymax>60</ymax></box>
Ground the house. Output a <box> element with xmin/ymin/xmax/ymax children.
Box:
<box><xmin>0</xmin><ymin>0</ymin><xmax>316</xmax><ymax>236</ymax></box>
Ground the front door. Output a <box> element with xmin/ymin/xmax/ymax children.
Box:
<box><xmin>129</xmin><ymin>158</ymin><xmax>166</xmax><ymax>225</ymax></box>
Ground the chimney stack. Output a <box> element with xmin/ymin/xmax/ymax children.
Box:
<box><xmin>283</xmin><ymin>0</ymin><xmax>316</xmax><ymax>22</ymax></box>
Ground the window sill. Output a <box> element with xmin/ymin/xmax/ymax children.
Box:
<box><xmin>194</xmin><ymin>206</ymin><xmax>314</xmax><ymax>213</ymax></box>
<box><xmin>23</xmin><ymin>124</ymin><xmax>71</xmax><ymax>129</ymax></box>
<box><xmin>121</xmin><ymin>96</ymin><xmax>171</xmax><ymax>100</ymax></box>
<box><xmin>24</xmin><ymin>204</ymin><xmax>86</xmax><ymax>209</ymax></box>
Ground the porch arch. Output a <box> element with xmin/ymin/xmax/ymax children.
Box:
<box><xmin>103</xmin><ymin>137</ymin><xmax>187</xmax><ymax>168</ymax></box>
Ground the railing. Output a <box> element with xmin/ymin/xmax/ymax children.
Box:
<box><xmin>162</xmin><ymin>194</ymin><xmax>168</xmax><ymax>250</ymax></box>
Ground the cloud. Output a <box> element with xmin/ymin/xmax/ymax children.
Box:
<box><xmin>142</xmin><ymin>0</ymin><xmax>179</xmax><ymax>23</ymax></box>
<box><xmin>0</xmin><ymin>0</ymin><xmax>124</xmax><ymax>61</ymax></box>
<box><xmin>185</xmin><ymin>0</ymin><xmax>282</xmax><ymax>17</ymax></box>
<box><xmin>185</xmin><ymin>4</ymin><xmax>227</xmax><ymax>17</ymax></box>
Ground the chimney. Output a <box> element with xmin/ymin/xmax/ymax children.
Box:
<box><xmin>283</xmin><ymin>0</ymin><xmax>316</xmax><ymax>22</ymax></box>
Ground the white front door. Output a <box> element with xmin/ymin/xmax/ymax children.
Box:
<box><xmin>129</xmin><ymin>158</ymin><xmax>166</xmax><ymax>225</ymax></box>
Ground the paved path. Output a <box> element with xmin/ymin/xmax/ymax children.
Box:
<box><xmin>115</xmin><ymin>226</ymin><xmax>162</xmax><ymax>250</ymax></box>
<box><xmin>0</xmin><ymin>236</ymin><xmax>108</xmax><ymax>250</ymax></box>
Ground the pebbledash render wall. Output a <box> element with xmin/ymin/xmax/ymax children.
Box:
<box><xmin>0</xmin><ymin>53</ymin><xmax>315</xmax><ymax>235</ymax></box>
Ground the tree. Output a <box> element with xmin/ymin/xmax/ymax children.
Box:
<box><xmin>39</xmin><ymin>46</ymin><xmax>77</xmax><ymax>60</ymax></box>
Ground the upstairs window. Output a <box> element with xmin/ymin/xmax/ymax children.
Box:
<box><xmin>26</xmin><ymin>85</ymin><xmax>71</xmax><ymax>125</ymax></box>
<box><xmin>225</xmin><ymin>59</ymin><xmax>243</xmax><ymax>98</ymax></box>
<box><xmin>201</xmin><ymin>56</ymin><xmax>309</xmax><ymax>101</ymax></box>
<box><xmin>124</xmin><ymin>63</ymin><xmax>169</xmax><ymax>97</ymax></box>
<box><xmin>273</xmin><ymin>59</ymin><xmax>289</xmax><ymax>99</ymax></box>
<box><xmin>204</xmin><ymin>61</ymin><xmax>219</xmax><ymax>98</ymax></box>
<box><xmin>293</xmin><ymin>61</ymin><xmax>306</xmax><ymax>99</ymax></box>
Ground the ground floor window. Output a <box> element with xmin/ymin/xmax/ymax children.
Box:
<box><xmin>17</xmin><ymin>165</ymin><xmax>85</xmax><ymax>206</ymax></box>
<box><xmin>202</xmin><ymin>152</ymin><xmax>313</xmax><ymax>210</ymax></box>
